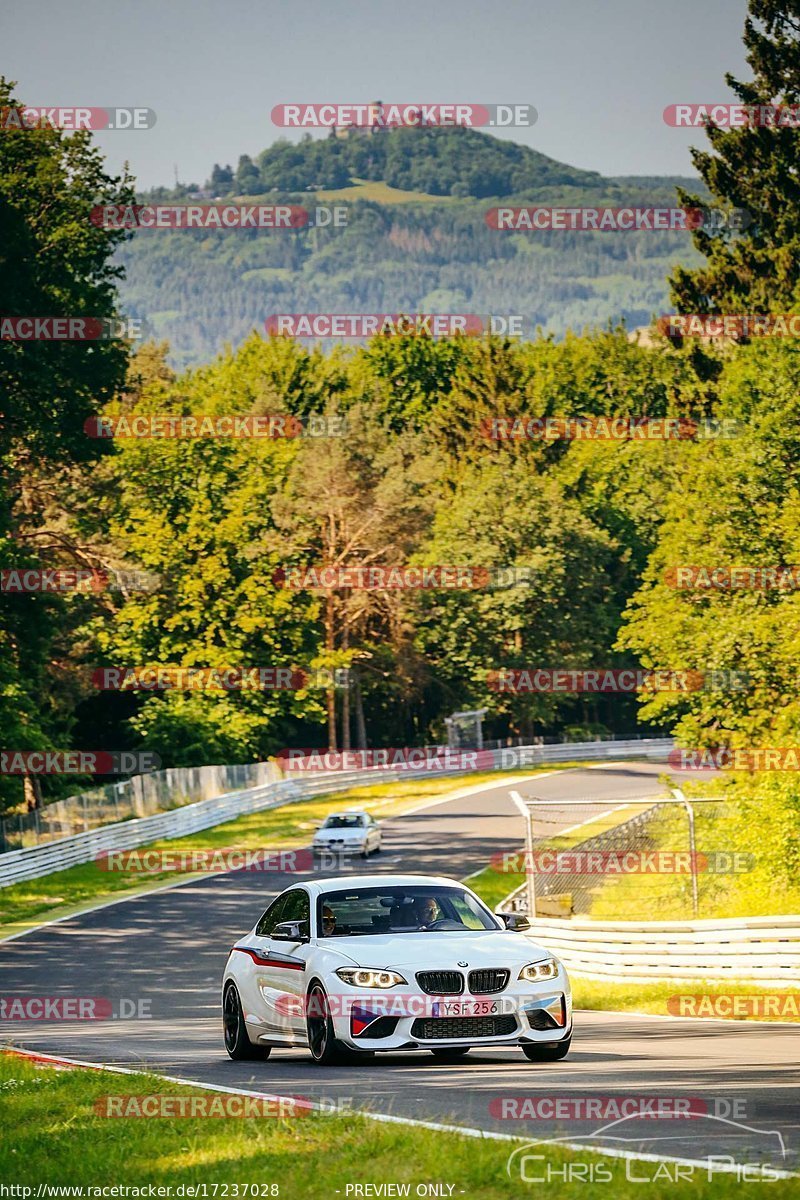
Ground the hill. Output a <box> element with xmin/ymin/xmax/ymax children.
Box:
<box><xmin>118</xmin><ymin>127</ymin><xmax>704</xmax><ymax>367</ymax></box>
<box><xmin>162</xmin><ymin>124</ymin><xmax>607</xmax><ymax>200</ymax></box>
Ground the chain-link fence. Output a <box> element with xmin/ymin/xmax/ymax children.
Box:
<box><xmin>502</xmin><ymin>792</ymin><xmax>767</xmax><ymax>921</ymax></box>
<box><xmin>0</xmin><ymin>761</ymin><xmax>280</xmax><ymax>852</ymax></box>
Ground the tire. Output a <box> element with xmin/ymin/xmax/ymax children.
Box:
<box><xmin>223</xmin><ymin>982</ymin><xmax>271</xmax><ymax>1061</ymax></box>
<box><xmin>522</xmin><ymin>1035</ymin><xmax>571</xmax><ymax>1062</ymax></box>
<box><xmin>430</xmin><ymin>1047</ymin><xmax>471</xmax><ymax>1061</ymax></box>
<box><xmin>307</xmin><ymin>983</ymin><xmax>350</xmax><ymax>1065</ymax></box>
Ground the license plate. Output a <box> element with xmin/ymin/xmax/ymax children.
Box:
<box><xmin>432</xmin><ymin>999</ymin><xmax>500</xmax><ymax>1017</ymax></box>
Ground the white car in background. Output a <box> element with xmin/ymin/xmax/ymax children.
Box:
<box><xmin>222</xmin><ymin>873</ymin><xmax>572</xmax><ymax>1065</ymax></box>
<box><xmin>311</xmin><ymin>809</ymin><xmax>382</xmax><ymax>859</ymax></box>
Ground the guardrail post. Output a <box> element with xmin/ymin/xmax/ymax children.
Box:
<box><xmin>671</xmin><ymin>787</ymin><xmax>699</xmax><ymax>919</ymax></box>
<box><xmin>510</xmin><ymin>790</ymin><xmax>537</xmax><ymax>918</ymax></box>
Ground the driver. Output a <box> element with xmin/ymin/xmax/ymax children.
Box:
<box><xmin>321</xmin><ymin>905</ymin><xmax>336</xmax><ymax>937</ymax></box>
<box><xmin>413</xmin><ymin>896</ymin><xmax>440</xmax><ymax>927</ymax></box>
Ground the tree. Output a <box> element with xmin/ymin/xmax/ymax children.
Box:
<box><xmin>412</xmin><ymin>458</ymin><xmax>618</xmax><ymax>739</ymax></box>
<box><xmin>235</xmin><ymin>154</ymin><xmax>263</xmax><ymax>195</ymax></box>
<box><xmin>618</xmin><ymin>338</ymin><xmax>800</xmax><ymax>748</ymax></box>
<box><xmin>0</xmin><ymin>78</ymin><xmax>134</xmax><ymax>810</ymax></box>
<box><xmin>209</xmin><ymin>162</ymin><xmax>234</xmax><ymax>193</ymax></box>
<box><xmin>83</xmin><ymin>338</ymin><xmax>326</xmax><ymax>765</ymax></box>
<box><xmin>669</xmin><ymin>1</ymin><xmax>800</xmax><ymax>315</ymax></box>
<box><xmin>272</xmin><ymin>400</ymin><xmax>432</xmax><ymax>750</ymax></box>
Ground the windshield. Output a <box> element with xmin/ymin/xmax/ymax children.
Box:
<box><xmin>322</xmin><ymin>814</ymin><xmax>366</xmax><ymax>829</ymax></box>
<box><xmin>317</xmin><ymin>884</ymin><xmax>499</xmax><ymax>937</ymax></box>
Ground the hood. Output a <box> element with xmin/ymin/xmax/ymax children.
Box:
<box><xmin>314</xmin><ymin>826</ymin><xmax>366</xmax><ymax>841</ymax></box>
<box><xmin>321</xmin><ymin>929</ymin><xmax>552</xmax><ymax>970</ymax></box>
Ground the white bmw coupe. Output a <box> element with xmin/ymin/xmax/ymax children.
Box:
<box><xmin>223</xmin><ymin>873</ymin><xmax>572</xmax><ymax>1065</ymax></box>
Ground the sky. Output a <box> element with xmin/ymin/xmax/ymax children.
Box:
<box><xmin>2</xmin><ymin>0</ymin><xmax>750</xmax><ymax>190</ymax></box>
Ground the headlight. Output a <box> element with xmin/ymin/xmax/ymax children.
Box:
<box><xmin>518</xmin><ymin>957</ymin><xmax>560</xmax><ymax>982</ymax></box>
<box><xmin>335</xmin><ymin>968</ymin><xmax>406</xmax><ymax>988</ymax></box>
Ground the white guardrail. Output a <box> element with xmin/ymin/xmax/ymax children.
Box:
<box><xmin>506</xmin><ymin>913</ymin><xmax>800</xmax><ymax>987</ymax></box>
<box><xmin>497</xmin><ymin>775</ymin><xmax>800</xmax><ymax>985</ymax></box>
<box><xmin>0</xmin><ymin>737</ymin><xmax>673</xmax><ymax>888</ymax></box>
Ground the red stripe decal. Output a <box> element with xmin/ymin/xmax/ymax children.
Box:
<box><xmin>233</xmin><ymin>947</ymin><xmax>304</xmax><ymax>970</ymax></box>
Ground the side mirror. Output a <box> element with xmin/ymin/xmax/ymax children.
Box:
<box><xmin>272</xmin><ymin>920</ymin><xmax>309</xmax><ymax>942</ymax></box>
<box><xmin>498</xmin><ymin>912</ymin><xmax>531</xmax><ymax>931</ymax></box>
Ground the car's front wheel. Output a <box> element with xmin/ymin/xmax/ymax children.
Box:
<box><xmin>430</xmin><ymin>1047</ymin><xmax>470</xmax><ymax>1061</ymax></box>
<box><xmin>307</xmin><ymin>983</ymin><xmax>350</xmax><ymax>1065</ymax></box>
<box><xmin>522</xmin><ymin>1035</ymin><xmax>571</xmax><ymax>1062</ymax></box>
<box><xmin>223</xmin><ymin>982</ymin><xmax>271</xmax><ymax>1060</ymax></box>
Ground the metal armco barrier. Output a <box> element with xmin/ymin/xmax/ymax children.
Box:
<box><xmin>0</xmin><ymin>737</ymin><xmax>673</xmax><ymax>888</ymax></box>
<box><xmin>509</xmin><ymin>913</ymin><xmax>800</xmax><ymax>986</ymax></box>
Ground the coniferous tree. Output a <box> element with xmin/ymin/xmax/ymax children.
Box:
<box><xmin>670</xmin><ymin>1</ymin><xmax>800</xmax><ymax>314</ymax></box>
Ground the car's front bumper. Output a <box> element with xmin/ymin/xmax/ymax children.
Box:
<box><xmin>312</xmin><ymin>842</ymin><xmax>368</xmax><ymax>856</ymax></box>
<box><xmin>332</xmin><ymin>984</ymin><xmax>573</xmax><ymax>1052</ymax></box>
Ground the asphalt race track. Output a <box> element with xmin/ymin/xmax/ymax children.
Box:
<box><xmin>1</xmin><ymin>763</ymin><xmax>797</xmax><ymax>1174</ymax></box>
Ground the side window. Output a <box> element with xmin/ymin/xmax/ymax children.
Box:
<box><xmin>256</xmin><ymin>894</ymin><xmax>289</xmax><ymax>937</ymax></box>
<box><xmin>281</xmin><ymin>889</ymin><xmax>310</xmax><ymax>928</ymax></box>
<box><xmin>450</xmin><ymin>893</ymin><xmax>490</xmax><ymax>931</ymax></box>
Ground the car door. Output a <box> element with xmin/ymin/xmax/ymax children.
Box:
<box><xmin>255</xmin><ymin>888</ymin><xmax>312</xmax><ymax>1040</ymax></box>
<box><xmin>366</xmin><ymin>814</ymin><xmax>381</xmax><ymax>851</ymax></box>
<box><xmin>234</xmin><ymin>892</ymin><xmax>290</xmax><ymax>1036</ymax></box>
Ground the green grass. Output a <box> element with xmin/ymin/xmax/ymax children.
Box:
<box><xmin>467</xmin><ymin>863</ymin><xmax>521</xmax><ymax>911</ymax></box>
<box><xmin>1</xmin><ymin>1053</ymin><xmax>790</xmax><ymax>1195</ymax></box>
<box><xmin>0</xmin><ymin>766</ymin><xmax>564</xmax><ymax>934</ymax></box>
<box><xmin>586</xmin><ymin>798</ymin><xmax>800</xmax><ymax>921</ymax></box>
<box><xmin>572</xmin><ymin>976</ymin><xmax>800</xmax><ymax>1023</ymax></box>
<box><xmin>313</xmin><ymin>177</ymin><xmax>458</xmax><ymax>204</ymax></box>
